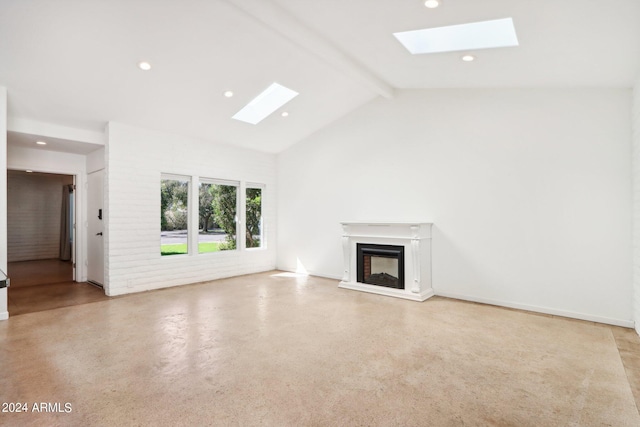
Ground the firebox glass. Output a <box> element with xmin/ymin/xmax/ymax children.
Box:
<box><xmin>370</xmin><ymin>256</ymin><xmax>398</xmax><ymax>277</ymax></box>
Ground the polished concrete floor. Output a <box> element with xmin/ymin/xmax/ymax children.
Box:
<box><xmin>1</xmin><ymin>271</ymin><xmax>639</xmax><ymax>426</ymax></box>
<box><xmin>7</xmin><ymin>259</ymin><xmax>109</xmax><ymax>316</ymax></box>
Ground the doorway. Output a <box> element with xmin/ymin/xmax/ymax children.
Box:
<box><xmin>6</xmin><ymin>170</ymin><xmax>106</xmax><ymax>315</ymax></box>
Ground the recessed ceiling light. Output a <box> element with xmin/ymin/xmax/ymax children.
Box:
<box><xmin>36</xmin><ymin>141</ymin><xmax>47</xmax><ymax>145</ymax></box>
<box><xmin>281</xmin><ymin>112</ymin><xmax>289</xmax><ymax>117</ymax></box>
<box><xmin>224</xmin><ymin>91</ymin><xmax>234</xmax><ymax>98</ymax></box>
<box><xmin>461</xmin><ymin>54</ymin><xmax>476</xmax><ymax>62</ymax></box>
<box><xmin>232</xmin><ymin>83</ymin><xmax>298</xmax><ymax>125</ymax></box>
<box><xmin>394</xmin><ymin>17</ymin><xmax>518</xmax><ymax>55</ymax></box>
<box><xmin>26</xmin><ymin>170</ymin><xmax>33</xmax><ymax>173</ymax></box>
<box><xmin>137</xmin><ymin>61</ymin><xmax>152</xmax><ymax>71</ymax></box>
<box><xmin>424</xmin><ymin>0</ymin><xmax>441</xmax><ymax>8</ymax></box>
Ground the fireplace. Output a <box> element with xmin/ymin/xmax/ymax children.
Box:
<box><xmin>339</xmin><ymin>222</ymin><xmax>433</xmax><ymax>301</ymax></box>
<box><xmin>357</xmin><ymin>244</ymin><xmax>404</xmax><ymax>289</ymax></box>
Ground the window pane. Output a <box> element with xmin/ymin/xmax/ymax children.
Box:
<box><xmin>246</xmin><ymin>187</ymin><xmax>263</xmax><ymax>248</ymax></box>
<box><xmin>199</xmin><ymin>181</ymin><xmax>237</xmax><ymax>252</ymax></box>
<box><xmin>161</xmin><ymin>177</ymin><xmax>189</xmax><ymax>256</ymax></box>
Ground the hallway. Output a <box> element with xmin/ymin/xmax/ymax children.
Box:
<box><xmin>7</xmin><ymin>259</ymin><xmax>108</xmax><ymax>316</ymax></box>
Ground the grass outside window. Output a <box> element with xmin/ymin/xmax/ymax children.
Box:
<box><xmin>161</xmin><ymin>242</ymin><xmax>221</xmax><ymax>256</ymax></box>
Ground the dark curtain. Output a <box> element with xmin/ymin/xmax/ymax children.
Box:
<box><xmin>59</xmin><ymin>184</ymin><xmax>73</xmax><ymax>261</ymax></box>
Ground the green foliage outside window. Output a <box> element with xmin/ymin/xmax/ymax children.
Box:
<box><xmin>161</xmin><ymin>177</ymin><xmax>190</xmax><ymax>256</ymax></box>
<box><xmin>162</xmin><ymin>178</ymin><xmax>263</xmax><ymax>254</ymax></box>
<box><xmin>199</xmin><ymin>183</ymin><xmax>215</xmax><ymax>233</ymax></box>
<box><xmin>161</xmin><ymin>179</ymin><xmax>188</xmax><ymax>231</ymax></box>
<box><xmin>246</xmin><ymin>188</ymin><xmax>262</xmax><ymax>248</ymax></box>
<box><xmin>212</xmin><ymin>184</ymin><xmax>237</xmax><ymax>250</ymax></box>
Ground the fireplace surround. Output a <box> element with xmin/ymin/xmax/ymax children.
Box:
<box><xmin>339</xmin><ymin>222</ymin><xmax>433</xmax><ymax>301</ymax></box>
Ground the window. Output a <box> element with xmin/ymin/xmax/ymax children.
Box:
<box><xmin>199</xmin><ymin>179</ymin><xmax>238</xmax><ymax>252</ymax></box>
<box><xmin>161</xmin><ymin>175</ymin><xmax>190</xmax><ymax>256</ymax></box>
<box><xmin>161</xmin><ymin>176</ymin><xmax>262</xmax><ymax>256</ymax></box>
<box><xmin>245</xmin><ymin>184</ymin><xmax>264</xmax><ymax>249</ymax></box>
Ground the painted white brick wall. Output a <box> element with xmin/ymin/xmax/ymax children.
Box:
<box><xmin>633</xmin><ymin>76</ymin><xmax>640</xmax><ymax>334</ymax></box>
<box><xmin>105</xmin><ymin>122</ymin><xmax>277</xmax><ymax>296</ymax></box>
<box><xmin>7</xmin><ymin>171</ymin><xmax>73</xmax><ymax>262</ymax></box>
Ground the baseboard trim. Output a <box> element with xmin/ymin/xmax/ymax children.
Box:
<box><xmin>193</xmin><ymin>266</ymin><xmax>637</xmax><ymax>329</ymax></box>
<box><xmin>276</xmin><ymin>266</ymin><xmax>342</xmax><ymax>281</ymax></box>
<box><xmin>280</xmin><ymin>267</ymin><xmax>635</xmax><ymax>328</ymax></box>
<box><xmin>106</xmin><ymin>266</ymin><xmax>277</xmax><ymax>296</ymax></box>
<box><xmin>0</xmin><ymin>310</ymin><xmax>8</xmax><ymax>321</ymax></box>
<box><xmin>435</xmin><ymin>290</ymin><xmax>634</xmax><ymax>328</ymax></box>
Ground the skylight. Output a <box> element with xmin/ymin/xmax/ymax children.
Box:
<box><xmin>393</xmin><ymin>18</ymin><xmax>518</xmax><ymax>55</ymax></box>
<box><xmin>232</xmin><ymin>83</ymin><xmax>298</xmax><ymax>125</ymax></box>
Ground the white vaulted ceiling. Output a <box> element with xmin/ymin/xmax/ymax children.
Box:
<box><xmin>1</xmin><ymin>0</ymin><xmax>639</xmax><ymax>153</ymax></box>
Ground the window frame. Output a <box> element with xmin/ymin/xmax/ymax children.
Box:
<box><xmin>245</xmin><ymin>182</ymin><xmax>266</xmax><ymax>250</ymax></box>
<box><xmin>198</xmin><ymin>177</ymin><xmax>240</xmax><ymax>254</ymax></box>
<box><xmin>160</xmin><ymin>173</ymin><xmax>192</xmax><ymax>257</ymax></box>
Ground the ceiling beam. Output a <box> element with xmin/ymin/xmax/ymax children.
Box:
<box><xmin>222</xmin><ymin>0</ymin><xmax>394</xmax><ymax>99</ymax></box>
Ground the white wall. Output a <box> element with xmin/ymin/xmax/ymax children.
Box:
<box><xmin>277</xmin><ymin>89</ymin><xmax>632</xmax><ymax>326</ymax></box>
<box><xmin>86</xmin><ymin>147</ymin><xmax>105</xmax><ymax>174</ymax></box>
<box><xmin>8</xmin><ymin>145</ymin><xmax>87</xmax><ymax>172</ymax></box>
<box><xmin>633</xmin><ymin>76</ymin><xmax>640</xmax><ymax>334</ymax></box>
<box><xmin>0</xmin><ymin>87</ymin><xmax>7</xmax><ymax>320</ymax></box>
<box><xmin>105</xmin><ymin>122</ymin><xmax>277</xmax><ymax>296</ymax></box>
<box><xmin>7</xmin><ymin>171</ymin><xmax>73</xmax><ymax>261</ymax></box>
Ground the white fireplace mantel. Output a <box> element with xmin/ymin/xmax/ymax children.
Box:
<box><xmin>339</xmin><ymin>222</ymin><xmax>433</xmax><ymax>301</ymax></box>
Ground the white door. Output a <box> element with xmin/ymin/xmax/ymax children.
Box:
<box><xmin>87</xmin><ymin>170</ymin><xmax>104</xmax><ymax>286</ymax></box>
